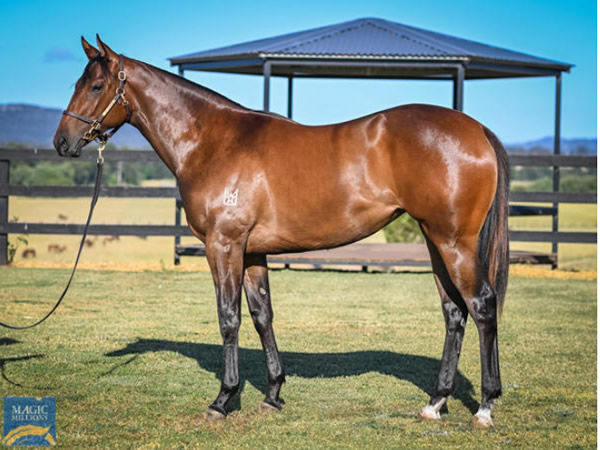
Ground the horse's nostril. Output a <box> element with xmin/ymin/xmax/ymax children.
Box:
<box><xmin>54</xmin><ymin>135</ymin><xmax>69</xmax><ymax>154</ymax></box>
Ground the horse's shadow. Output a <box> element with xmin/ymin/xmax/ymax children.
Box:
<box><xmin>105</xmin><ymin>339</ymin><xmax>479</xmax><ymax>414</ymax></box>
<box><xmin>0</xmin><ymin>338</ymin><xmax>45</xmax><ymax>387</ymax></box>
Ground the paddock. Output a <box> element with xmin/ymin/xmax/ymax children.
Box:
<box><xmin>0</xmin><ymin>267</ymin><xmax>595</xmax><ymax>447</ymax></box>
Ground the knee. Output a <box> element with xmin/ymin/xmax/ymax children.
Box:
<box><xmin>248</xmin><ymin>290</ymin><xmax>273</xmax><ymax>332</ymax></box>
<box><xmin>251</xmin><ymin>309</ymin><xmax>272</xmax><ymax>333</ymax></box>
<box><xmin>219</xmin><ymin>311</ymin><xmax>241</xmax><ymax>341</ymax></box>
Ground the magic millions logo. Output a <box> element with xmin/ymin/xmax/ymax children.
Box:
<box><xmin>2</xmin><ymin>397</ymin><xmax>56</xmax><ymax>446</ymax></box>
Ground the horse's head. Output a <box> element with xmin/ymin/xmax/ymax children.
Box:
<box><xmin>54</xmin><ymin>35</ymin><xmax>130</xmax><ymax>157</ymax></box>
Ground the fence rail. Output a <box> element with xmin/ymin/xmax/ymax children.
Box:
<box><xmin>0</xmin><ymin>148</ymin><xmax>596</xmax><ymax>267</ymax></box>
<box><xmin>509</xmin><ymin>191</ymin><xmax>596</xmax><ymax>203</ymax></box>
<box><xmin>1</xmin><ymin>223</ymin><xmax>192</xmax><ymax>236</ymax></box>
<box><xmin>0</xmin><ymin>185</ymin><xmax>178</xmax><ymax>198</ymax></box>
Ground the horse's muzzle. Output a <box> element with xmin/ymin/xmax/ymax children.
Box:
<box><xmin>54</xmin><ymin>134</ymin><xmax>83</xmax><ymax>157</ymax></box>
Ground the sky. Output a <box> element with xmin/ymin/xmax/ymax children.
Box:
<box><xmin>0</xmin><ymin>0</ymin><xmax>596</xmax><ymax>143</ymax></box>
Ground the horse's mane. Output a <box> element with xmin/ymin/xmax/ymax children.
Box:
<box><xmin>136</xmin><ymin>57</ymin><xmax>295</xmax><ymax>122</ymax></box>
<box><xmin>142</xmin><ymin>59</ymin><xmax>248</xmax><ymax>109</ymax></box>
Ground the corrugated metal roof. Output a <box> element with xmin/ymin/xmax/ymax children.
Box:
<box><xmin>169</xmin><ymin>17</ymin><xmax>571</xmax><ymax>73</ymax></box>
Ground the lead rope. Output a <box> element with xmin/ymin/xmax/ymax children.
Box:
<box><xmin>0</xmin><ymin>145</ymin><xmax>105</xmax><ymax>330</ymax></box>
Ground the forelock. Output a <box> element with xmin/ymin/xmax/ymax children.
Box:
<box><xmin>77</xmin><ymin>56</ymin><xmax>110</xmax><ymax>88</ymax></box>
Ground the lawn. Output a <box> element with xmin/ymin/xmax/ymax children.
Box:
<box><xmin>0</xmin><ymin>267</ymin><xmax>596</xmax><ymax>448</ymax></box>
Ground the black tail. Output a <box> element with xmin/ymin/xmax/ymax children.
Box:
<box><xmin>479</xmin><ymin>127</ymin><xmax>510</xmax><ymax>316</ymax></box>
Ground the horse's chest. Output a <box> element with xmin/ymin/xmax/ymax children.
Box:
<box><xmin>180</xmin><ymin>184</ymin><xmax>259</xmax><ymax>242</ymax></box>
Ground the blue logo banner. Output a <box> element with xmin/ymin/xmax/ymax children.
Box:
<box><xmin>2</xmin><ymin>397</ymin><xmax>56</xmax><ymax>446</ymax></box>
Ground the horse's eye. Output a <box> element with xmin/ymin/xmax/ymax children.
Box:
<box><xmin>91</xmin><ymin>83</ymin><xmax>104</xmax><ymax>92</ymax></box>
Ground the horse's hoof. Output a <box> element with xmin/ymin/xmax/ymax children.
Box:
<box><xmin>258</xmin><ymin>401</ymin><xmax>281</xmax><ymax>413</ymax></box>
<box><xmin>418</xmin><ymin>405</ymin><xmax>441</xmax><ymax>421</ymax></box>
<box><xmin>471</xmin><ymin>413</ymin><xmax>494</xmax><ymax>429</ymax></box>
<box><xmin>203</xmin><ymin>408</ymin><xmax>227</xmax><ymax>421</ymax></box>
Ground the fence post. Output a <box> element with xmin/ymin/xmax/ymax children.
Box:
<box><xmin>174</xmin><ymin>197</ymin><xmax>182</xmax><ymax>265</ymax></box>
<box><xmin>0</xmin><ymin>159</ymin><xmax>8</xmax><ymax>265</ymax></box>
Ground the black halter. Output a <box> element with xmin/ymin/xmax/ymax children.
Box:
<box><xmin>63</xmin><ymin>54</ymin><xmax>131</xmax><ymax>145</ymax></box>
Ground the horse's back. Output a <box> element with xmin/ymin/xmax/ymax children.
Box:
<box><xmin>243</xmin><ymin>104</ymin><xmax>498</xmax><ymax>254</ymax></box>
<box><xmin>265</xmin><ymin>103</ymin><xmax>498</xmax><ymax>215</ymax></box>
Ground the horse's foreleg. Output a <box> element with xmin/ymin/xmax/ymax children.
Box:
<box><xmin>243</xmin><ymin>254</ymin><xmax>285</xmax><ymax>411</ymax></box>
<box><xmin>420</xmin><ymin>236</ymin><xmax>468</xmax><ymax>420</ymax></box>
<box><xmin>204</xmin><ymin>237</ymin><xmax>245</xmax><ymax>419</ymax></box>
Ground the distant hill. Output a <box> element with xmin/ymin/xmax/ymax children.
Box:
<box><xmin>506</xmin><ymin>137</ymin><xmax>596</xmax><ymax>155</ymax></box>
<box><xmin>0</xmin><ymin>104</ymin><xmax>596</xmax><ymax>155</ymax></box>
<box><xmin>0</xmin><ymin>104</ymin><xmax>150</xmax><ymax>149</ymax></box>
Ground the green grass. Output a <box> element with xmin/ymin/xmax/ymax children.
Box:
<box><xmin>1</xmin><ymin>268</ymin><xmax>596</xmax><ymax>448</ymax></box>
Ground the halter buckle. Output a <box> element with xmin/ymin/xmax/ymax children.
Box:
<box><xmin>118</xmin><ymin>71</ymin><xmax>127</xmax><ymax>81</ymax></box>
<box><xmin>83</xmin><ymin>120</ymin><xmax>101</xmax><ymax>141</ymax></box>
<box><xmin>83</xmin><ymin>129</ymin><xmax>95</xmax><ymax>141</ymax></box>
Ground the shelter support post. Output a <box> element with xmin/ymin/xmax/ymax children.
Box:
<box><xmin>552</xmin><ymin>73</ymin><xmax>562</xmax><ymax>268</ymax></box>
<box><xmin>287</xmin><ymin>76</ymin><xmax>293</xmax><ymax>119</ymax></box>
<box><xmin>174</xmin><ymin>67</ymin><xmax>185</xmax><ymax>265</ymax></box>
<box><xmin>263</xmin><ymin>62</ymin><xmax>271</xmax><ymax>112</ymax></box>
<box><xmin>453</xmin><ymin>65</ymin><xmax>465</xmax><ymax>111</ymax></box>
<box><xmin>0</xmin><ymin>159</ymin><xmax>8</xmax><ymax>265</ymax></box>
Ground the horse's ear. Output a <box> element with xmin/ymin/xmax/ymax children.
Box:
<box><xmin>81</xmin><ymin>36</ymin><xmax>99</xmax><ymax>60</ymax></box>
<box><xmin>96</xmin><ymin>34</ymin><xmax>117</xmax><ymax>60</ymax></box>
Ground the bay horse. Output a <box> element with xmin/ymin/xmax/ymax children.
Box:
<box><xmin>54</xmin><ymin>36</ymin><xmax>509</xmax><ymax>428</ymax></box>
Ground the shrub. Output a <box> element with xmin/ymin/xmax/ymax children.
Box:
<box><xmin>7</xmin><ymin>236</ymin><xmax>28</xmax><ymax>264</ymax></box>
<box><xmin>510</xmin><ymin>175</ymin><xmax>596</xmax><ymax>193</ymax></box>
<box><xmin>383</xmin><ymin>214</ymin><xmax>424</xmax><ymax>243</ymax></box>
<box><xmin>561</xmin><ymin>175</ymin><xmax>596</xmax><ymax>193</ymax></box>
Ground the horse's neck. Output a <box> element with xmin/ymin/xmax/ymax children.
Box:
<box><xmin>126</xmin><ymin>60</ymin><xmax>241</xmax><ymax>174</ymax></box>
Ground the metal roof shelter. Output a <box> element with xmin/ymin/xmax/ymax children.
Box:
<box><xmin>169</xmin><ymin>17</ymin><xmax>572</xmax><ymax>255</ymax></box>
<box><xmin>169</xmin><ymin>17</ymin><xmax>571</xmax><ymax>113</ymax></box>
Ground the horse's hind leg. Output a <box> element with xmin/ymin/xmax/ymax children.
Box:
<box><xmin>243</xmin><ymin>254</ymin><xmax>285</xmax><ymax>411</ymax></box>
<box><xmin>419</xmin><ymin>237</ymin><xmax>468</xmax><ymax>421</ymax></box>
<box><xmin>421</xmin><ymin>229</ymin><xmax>501</xmax><ymax>428</ymax></box>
